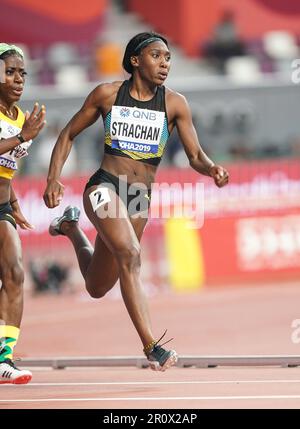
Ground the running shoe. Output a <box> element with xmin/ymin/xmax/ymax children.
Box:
<box><xmin>49</xmin><ymin>205</ymin><xmax>80</xmax><ymax>236</ymax></box>
<box><xmin>144</xmin><ymin>330</ymin><xmax>178</xmax><ymax>372</ymax></box>
<box><xmin>0</xmin><ymin>359</ymin><xmax>32</xmax><ymax>384</ymax></box>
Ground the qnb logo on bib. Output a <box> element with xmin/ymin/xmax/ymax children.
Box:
<box><xmin>132</xmin><ymin>110</ymin><xmax>157</xmax><ymax>120</ymax></box>
<box><xmin>120</xmin><ymin>107</ymin><xmax>130</xmax><ymax>118</ymax></box>
<box><xmin>110</xmin><ymin>105</ymin><xmax>165</xmax><ymax>154</ymax></box>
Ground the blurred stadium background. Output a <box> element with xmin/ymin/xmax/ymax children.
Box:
<box><xmin>2</xmin><ymin>0</ymin><xmax>300</xmax><ymax>296</ymax></box>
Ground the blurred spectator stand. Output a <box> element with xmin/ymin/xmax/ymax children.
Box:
<box><xmin>202</xmin><ymin>10</ymin><xmax>246</xmax><ymax>74</ymax></box>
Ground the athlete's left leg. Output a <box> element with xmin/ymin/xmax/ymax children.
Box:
<box><xmin>0</xmin><ymin>220</ymin><xmax>32</xmax><ymax>384</ymax></box>
<box><xmin>0</xmin><ymin>221</ymin><xmax>24</xmax><ymax>327</ymax></box>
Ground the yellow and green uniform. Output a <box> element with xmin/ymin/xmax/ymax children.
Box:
<box><xmin>0</xmin><ymin>106</ymin><xmax>32</xmax><ymax>361</ymax></box>
<box><xmin>0</xmin><ymin>325</ymin><xmax>19</xmax><ymax>362</ymax></box>
<box><xmin>0</xmin><ymin>106</ymin><xmax>32</xmax><ymax>180</ymax></box>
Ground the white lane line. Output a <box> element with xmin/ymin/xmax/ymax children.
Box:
<box><xmin>2</xmin><ymin>395</ymin><xmax>300</xmax><ymax>403</ymax></box>
<box><xmin>2</xmin><ymin>379</ymin><xmax>300</xmax><ymax>387</ymax></box>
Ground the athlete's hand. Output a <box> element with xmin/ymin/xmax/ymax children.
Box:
<box><xmin>21</xmin><ymin>103</ymin><xmax>46</xmax><ymax>141</ymax></box>
<box><xmin>209</xmin><ymin>165</ymin><xmax>229</xmax><ymax>188</ymax></box>
<box><xmin>11</xmin><ymin>206</ymin><xmax>34</xmax><ymax>230</ymax></box>
<box><xmin>43</xmin><ymin>179</ymin><xmax>65</xmax><ymax>208</ymax></box>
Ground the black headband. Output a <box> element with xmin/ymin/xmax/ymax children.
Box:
<box><xmin>134</xmin><ymin>37</ymin><xmax>165</xmax><ymax>53</ymax></box>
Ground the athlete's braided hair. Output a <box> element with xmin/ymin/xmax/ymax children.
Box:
<box><xmin>122</xmin><ymin>32</ymin><xmax>168</xmax><ymax>75</ymax></box>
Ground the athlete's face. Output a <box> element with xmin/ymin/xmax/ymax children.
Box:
<box><xmin>0</xmin><ymin>55</ymin><xmax>26</xmax><ymax>104</ymax></box>
<box><xmin>134</xmin><ymin>41</ymin><xmax>171</xmax><ymax>85</ymax></box>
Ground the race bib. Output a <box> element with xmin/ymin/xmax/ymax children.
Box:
<box><xmin>110</xmin><ymin>106</ymin><xmax>165</xmax><ymax>154</ymax></box>
<box><xmin>0</xmin><ymin>119</ymin><xmax>32</xmax><ymax>170</ymax></box>
<box><xmin>89</xmin><ymin>187</ymin><xmax>111</xmax><ymax>212</ymax></box>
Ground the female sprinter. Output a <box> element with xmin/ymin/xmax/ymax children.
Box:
<box><xmin>43</xmin><ymin>32</ymin><xmax>229</xmax><ymax>372</ymax></box>
<box><xmin>0</xmin><ymin>43</ymin><xmax>46</xmax><ymax>383</ymax></box>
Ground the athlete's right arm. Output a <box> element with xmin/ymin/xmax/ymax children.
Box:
<box><xmin>43</xmin><ymin>83</ymin><xmax>115</xmax><ymax>208</ymax></box>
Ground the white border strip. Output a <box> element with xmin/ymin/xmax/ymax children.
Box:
<box><xmin>2</xmin><ymin>395</ymin><xmax>300</xmax><ymax>403</ymax></box>
<box><xmin>3</xmin><ymin>379</ymin><xmax>300</xmax><ymax>387</ymax></box>
<box><xmin>17</xmin><ymin>355</ymin><xmax>300</xmax><ymax>369</ymax></box>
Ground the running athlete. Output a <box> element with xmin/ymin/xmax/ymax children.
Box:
<box><xmin>43</xmin><ymin>32</ymin><xmax>229</xmax><ymax>371</ymax></box>
<box><xmin>0</xmin><ymin>43</ymin><xmax>46</xmax><ymax>384</ymax></box>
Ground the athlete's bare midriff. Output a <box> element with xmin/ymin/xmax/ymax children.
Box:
<box><xmin>100</xmin><ymin>153</ymin><xmax>157</xmax><ymax>188</ymax></box>
<box><xmin>0</xmin><ymin>178</ymin><xmax>11</xmax><ymax>205</ymax></box>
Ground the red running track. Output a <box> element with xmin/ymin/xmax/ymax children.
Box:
<box><xmin>1</xmin><ymin>281</ymin><xmax>300</xmax><ymax>409</ymax></box>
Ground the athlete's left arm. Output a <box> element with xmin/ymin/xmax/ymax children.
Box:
<box><xmin>10</xmin><ymin>186</ymin><xmax>34</xmax><ymax>230</ymax></box>
<box><xmin>173</xmin><ymin>93</ymin><xmax>229</xmax><ymax>187</ymax></box>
